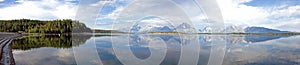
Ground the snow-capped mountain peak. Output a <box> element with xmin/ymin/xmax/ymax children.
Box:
<box><xmin>130</xmin><ymin>24</ymin><xmax>175</xmax><ymax>33</ymax></box>
<box><xmin>200</xmin><ymin>25</ymin><xmax>245</xmax><ymax>33</ymax></box>
<box><xmin>177</xmin><ymin>23</ymin><xmax>192</xmax><ymax>29</ymax></box>
<box><xmin>175</xmin><ymin>23</ymin><xmax>197</xmax><ymax>33</ymax></box>
<box><xmin>199</xmin><ymin>25</ymin><xmax>290</xmax><ymax>33</ymax></box>
<box><xmin>225</xmin><ymin>25</ymin><xmax>245</xmax><ymax>33</ymax></box>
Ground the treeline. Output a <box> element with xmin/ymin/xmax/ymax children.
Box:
<box><xmin>0</xmin><ymin>19</ymin><xmax>92</xmax><ymax>33</ymax></box>
<box><xmin>94</xmin><ymin>29</ymin><xmax>124</xmax><ymax>33</ymax></box>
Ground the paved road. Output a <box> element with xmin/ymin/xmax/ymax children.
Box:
<box><xmin>0</xmin><ymin>33</ymin><xmax>23</xmax><ymax>65</ymax></box>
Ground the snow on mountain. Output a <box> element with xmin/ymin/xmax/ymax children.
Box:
<box><xmin>175</xmin><ymin>23</ymin><xmax>197</xmax><ymax>33</ymax></box>
<box><xmin>199</xmin><ymin>26</ymin><xmax>290</xmax><ymax>33</ymax></box>
<box><xmin>130</xmin><ymin>24</ymin><xmax>175</xmax><ymax>33</ymax></box>
<box><xmin>131</xmin><ymin>21</ymin><xmax>289</xmax><ymax>34</ymax></box>
<box><xmin>201</xmin><ymin>27</ymin><xmax>213</xmax><ymax>33</ymax></box>
<box><xmin>225</xmin><ymin>26</ymin><xmax>245</xmax><ymax>33</ymax></box>
<box><xmin>130</xmin><ymin>24</ymin><xmax>141</xmax><ymax>32</ymax></box>
<box><xmin>199</xmin><ymin>26</ymin><xmax>243</xmax><ymax>33</ymax></box>
<box><xmin>131</xmin><ymin>22</ymin><xmax>198</xmax><ymax>33</ymax></box>
<box><xmin>149</xmin><ymin>26</ymin><xmax>175</xmax><ymax>32</ymax></box>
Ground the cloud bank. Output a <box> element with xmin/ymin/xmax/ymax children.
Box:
<box><xmin>0</xmin><ymin>0</ymin><xmax>77</xmax><ymax>20</ymax></box>
<box><xmin>0</xmin><ymin>0</ymin><xmax>299</xmax><ymax>32</ymax></box>
<box><xmin>217</xmin><ymin>0</ymin><xmax>300</xmax><ymax>32</ymax></box>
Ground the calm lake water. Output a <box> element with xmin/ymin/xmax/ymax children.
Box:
<box><xmin>11</xmin><ymin>34</ymin><xmax>300</xmax><ymax>65</ymax></box>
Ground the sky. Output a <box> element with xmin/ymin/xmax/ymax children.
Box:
<box><xmin>0</xmin><ymin>0</ymin><xmax>299</xmax><ymax>32</ymax></box>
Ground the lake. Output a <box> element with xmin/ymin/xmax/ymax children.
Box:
<box><xmin>11</xmin><ymin>34</ymin><xmax>300</xmax><ymax>65</ymax></box>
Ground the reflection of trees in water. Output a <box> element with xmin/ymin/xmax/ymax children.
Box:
<box><xmin>71</xmin><ymin>35</ymin><xmax>93</xmax><ymax>46</ymax></box>
<box><xmin>12</xmin><ymin>35</ymin><xmax>92</xmax><ymax>50</ymax></box>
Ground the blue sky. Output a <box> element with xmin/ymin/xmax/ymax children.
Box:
<box><xmin>0</xmin><ymin>0</ymin><xmax>300</xmax><ymax>32</ymax></box>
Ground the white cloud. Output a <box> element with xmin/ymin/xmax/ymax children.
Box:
<box><xmin>75</xmin><ymin>0</ymin><xmax>123</xmax><ymax>29</ymax></box>
<box><xmin>94</xmin><ymin>0</ymin><xmax>300</xmax><ymax>31</ymax></box>
<box><xmin>101</xmin><ymin>6</ymin><xmax>124</xmax><ymax>20</ymax></box>
<box><xmin>0</xmin><ymin>0</ymin><xmax>77</xmax><ymax>20</ymax></box>
<box><xmin>139</xmin><ymin>17</ymin><xmax>169</xmax><ymax>25</ymax></box>
<box><xmin>15</xmin><ymin>0</ymin><xmax>25</xmax><ymax>3</ymax></box>
<box><xmin>217</xmin><ymin>0</ymin><xmax>268</xmax><ymax>25</ymax></box>
<box><xmin>105</xmin><ymin>0</ymin><xmax>195</xmax><ymax>30</ymax></box>
<box><xmin>269</xmin><ymin>6</ymin><xmax>300</xmax><ymax>19</ymax></box>
<box><xmin>273</xmin><ymin>19</ymin><xmax>300</xmax><ymax>32</ymax></box>
<box><xmin>0</xmin><ymin>0</ymin><xmax>4</xmax><ymax>2</ymax></box>
<box><xmin>90</xmin><ymin>0</ymin><xmax>118</xmax><ymax>7</ymax></box>
<box><xmin>95</xmin><ymin>0</ymin><xmax>210</xmax><ymax>30</ymax></box>
<box><xmin>50</xmin><ymin>3</ymin><xmax>77</xmax><ymax>19</ymax></box>
<box><xmin>217</xmin><ymin>0</ymin><xmax>300</xmax><ymax>32</ymax></box>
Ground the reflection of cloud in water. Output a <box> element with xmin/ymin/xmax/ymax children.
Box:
<box><xmin>224</xmin><ymin>45</ymin><xmax>271</xmax><ymax>65</ymax></box>
<box><xmin>125</xmin><ymin>34</ymin><xmax>300</xmax><ymax>65</ymax></box>
<box><xmin>56</xmin><ymin>49</ymin><xmax>75</xmax><ymax>64</ymax></box>
<box><xmin>13</xmin><ymin>48</ymin><xmax>76</xmax><ymax>65</ymax></box>
<box><xmin>256</xmin><ymin>36</ymin><xmax>300</xmax><ymax>49</ymax></box>
<box><xmin>130</xmin><ymin>34</ymin><xmax>198</xmax><ymax>46</ymax></box>
<box><xmin>224</xmin><ymin>35</ymin><xmax>300</xmax><ymax>65</ymax></box>
<box><xmin>13</xmin><ymin>34</ymin><xmax>297</xmax><ymax>65</ymax></box>
<box><xmin>91</xmin><ymin>35</ymin><xmax>300</xmax><ymax>65</ymax></box>
<box><xmin>245</xmin><ymin>36</ymin><xmax>284</xmax><ymax>43</ymax></box>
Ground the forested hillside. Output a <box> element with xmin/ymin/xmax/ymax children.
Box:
<box><xmin>0</xmin><ymin>19</ymin><xmax>92</xmax><ymax>33</ymax></box>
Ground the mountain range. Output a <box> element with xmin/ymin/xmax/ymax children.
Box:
<box><xmin>129</xmin><ymin>33</ymin><xmax>285</xmax><ymax>46</ymax></box>
<box><xmin>130</xmin><ymin>23</ymin><xmax>199</xmax><ymax>33</ymax></box>
<box><xmin>130</xmin><ymin>24</ymin><xmax>175</xmax><ymax>33</ymax></box>
<box><xmin>201</xmin><ymin>26</ymin><xmax>290</xmax><ymax>33</ymax></box>
<box><xmin>130</xmin><ymin>22</ymin><xmax>290</xmax><ymax>33</ymax></box>
<box><xmin>245</xmin><ymin>27</ymin><xmax>289</xmax><ymax>33</ymax></box>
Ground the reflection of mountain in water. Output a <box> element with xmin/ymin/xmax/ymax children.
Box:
<box><xmin>129</xmin><ymin>34</ymin><xmax>287</xmax><ymax>46</ymax></box>
<box><xmin>129</xmin><ymin>34</ymin><xmax>199</xmax><ymax>46</ymax></box>
<box><xmin>245</xmin><ymin>36</ymin><xmax>283</xmax><ymax>43</ymax></box>
<box><xmin>95</xmin><ymin>34</ymin><xmax>299</xmax><ymax>65</ymax></box>
<box><xmin>129</xmin><ymin>35</ymin><xmax>179</xmax><ymax>47</ymax></box>
<box><xmin>130</xmin><ymin>22</ymin><xmax>198</xmax><ymax>33</ymax></box>
<box><xmin>12</xmin><ymin>35</ymin><xmax>92</xmax><ymax>50</ymax></box>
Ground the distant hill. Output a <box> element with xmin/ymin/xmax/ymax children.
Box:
<box><xmin>245</xmin><ymin>27</ymin><xmax>290</xmax><ymax>33</ymax></box>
